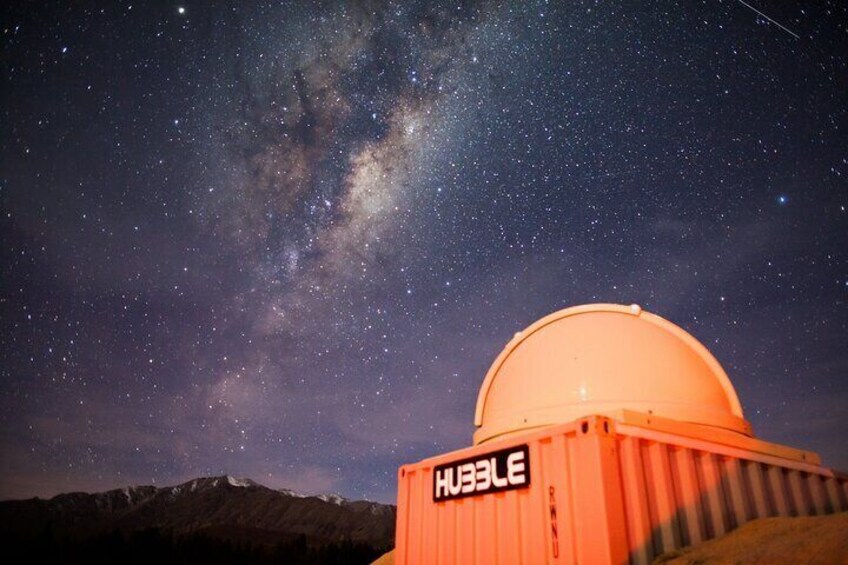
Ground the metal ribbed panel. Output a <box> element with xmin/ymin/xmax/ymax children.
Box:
<box><xmin>614</xmin><ymin>431</ymin><xmax>848</xmax><ymax>564</ymax></box>
<box><xmin>396</xmin><ymin>426</ymin><xmax>584</xmax><ymax>564</ymax></box>
<box><xmin>395</xmin><ymin>418</ymin><xmax>848</xmax><ymax>565</ymax></box>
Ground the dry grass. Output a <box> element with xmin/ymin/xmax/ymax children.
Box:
<box><xmin>655</xmin><ymin>512</ymin><xmax>848</xmax><ymax>565</ymax></box>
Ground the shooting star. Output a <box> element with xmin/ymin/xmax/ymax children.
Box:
<box><xmin>734</xmin><ymin>0</ymin><xmax>800</xmax><ymax>39</ymax></box>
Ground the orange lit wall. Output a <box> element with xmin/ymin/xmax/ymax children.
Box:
<box><xmin>395</xmin><ymin>414</ymin><xmax>847</xmax><ymax>564</ymax></box>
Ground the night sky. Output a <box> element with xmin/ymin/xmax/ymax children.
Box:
<box><xmin>2</xmin><ymin>1</ymin><xmax>846</xmax><ymax>503</ymax></box>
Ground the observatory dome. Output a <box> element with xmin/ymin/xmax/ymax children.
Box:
<box><xmin>473</xmin><ymin>304</ymin><xmax>752</xmax><ymax>445</ymax></box>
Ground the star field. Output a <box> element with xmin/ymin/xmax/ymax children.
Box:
<box><xmin>1</xmin><ymin>1</ymin><xmax>847</xmax><ymax>503</ymax></box>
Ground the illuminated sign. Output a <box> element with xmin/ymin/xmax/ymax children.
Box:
<box><xmin>433</xmin><ymin>444</ymin><xmax>530</xmax><ymax>502</ymax></box>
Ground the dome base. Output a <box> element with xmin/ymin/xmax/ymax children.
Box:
<box><xmin>474</xmin><ymin>402</ymin><xmax>753</xmax><ymax>445</ymax></box>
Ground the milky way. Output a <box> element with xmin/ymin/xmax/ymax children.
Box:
<box><xmin>2</xmin><ymin>2</ymin><xmax>847</xmax><ymax>502</ymax></box>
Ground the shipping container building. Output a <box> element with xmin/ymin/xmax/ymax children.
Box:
<box><xmin>394</xmin><ymin>304</ymin><xmax>848</xmax><ymax>564</ymax></box>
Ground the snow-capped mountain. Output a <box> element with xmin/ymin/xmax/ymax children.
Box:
<box><xmin>0</xmin><ymin>475</ymin><xmax>395</xmax><ymax>551</ymax></box>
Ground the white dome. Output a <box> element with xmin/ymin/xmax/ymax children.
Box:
<box><xmin>474</xmin><ymin>304</ymin><xmax>751</xmax><ymax>445</ymax></box>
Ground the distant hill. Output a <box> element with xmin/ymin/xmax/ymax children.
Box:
<box><xmin>0</xmin><ymin>476</ymin><xmax>395</xmax><ymax>564</ymax></box>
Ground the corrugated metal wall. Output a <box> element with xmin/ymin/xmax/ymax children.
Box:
<box><xmin>616</xmin><ymin>427</ymin><xmax>848</xmax><ymax>564</ymax></box>
<box><xmin>395</xmin><ymin>417</ymin><xmax>848</xmax><ymax>565</ymax></box>
<box><xmin>397</xmin><ymin>425</ymin><xmax>589</xmax><ymax>564</ymax></box>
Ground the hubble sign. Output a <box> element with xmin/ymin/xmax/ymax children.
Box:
<box><xmin>433</xmin><ymin>444</ymin><xmax>530</xmax><ymax>502</ymax></box>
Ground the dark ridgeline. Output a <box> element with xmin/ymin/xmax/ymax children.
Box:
<box><xmin>0</xmin><ymin>476</ymin><xmax>395</xmax><ymax>564</ymax></box>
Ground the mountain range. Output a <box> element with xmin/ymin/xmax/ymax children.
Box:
<box><xmin>0</xmin><ymin>476</ymin><xmax>395</xmax><ymax>563</ymax></box>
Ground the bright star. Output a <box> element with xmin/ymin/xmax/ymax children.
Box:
<box><xmin>777</xmin><ymin>195</ymin><xmax>788</xmax><ymax>205</ymax></box>
<box><xmin>177</xmin><ymin>7</ymin><xmax>186</xmax><ymax>15</ymax></box>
